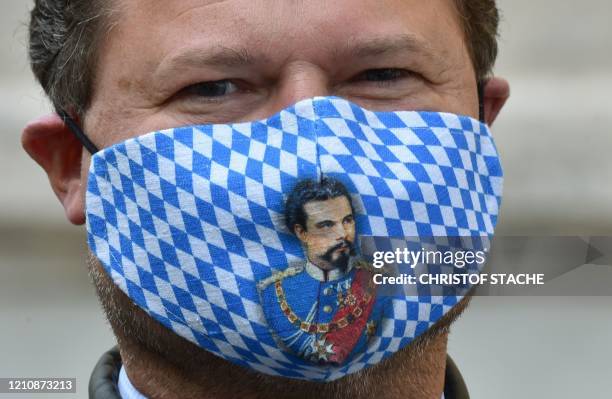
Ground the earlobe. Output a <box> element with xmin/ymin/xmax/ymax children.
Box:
<box><xmin>22</xmin><ymin>114</ymin><xmax>87</xmax><ymax>225</ymax></box>
<box><xmin>482</xmin><ymin>77</ymin><xmax>510</xmax><ymax>126</ymax></box>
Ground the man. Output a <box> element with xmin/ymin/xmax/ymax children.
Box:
<box><xmin>23</xmin><ymin>1</ymin><xmax>509</xmax><ymax>398</ymax></box>
<box><xmin>258</xmin><ymin>177</ymin><xmax>383</xmax><ymax>365</ymax></box>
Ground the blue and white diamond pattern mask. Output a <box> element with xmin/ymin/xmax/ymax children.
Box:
<box><xmin>85</xmin><ymin>96</ymin><xmax>503</xmax><ymax>381</ymax></box>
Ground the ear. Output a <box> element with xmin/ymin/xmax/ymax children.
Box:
<box><xmin>22</xmin><ymin>114</ymin><xmax>86</xmax><ymax>225</ymax></box>
<box><xmin>294</xmin><ymin>224</ymin><xmax>307</xmax><ymax>242</ymax></box>
<box><xmin>482</xmin><ymin>76</ymin><xmax>510</xmax><ymax>126</ymax></box>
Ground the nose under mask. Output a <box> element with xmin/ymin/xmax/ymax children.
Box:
<box><xmin>83</xmin><ymin>96</ymin><xmax>503</xmax><ymax>381</ymax></box>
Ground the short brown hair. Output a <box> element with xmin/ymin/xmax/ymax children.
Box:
<box><xmin>454</xmin><ymin>0</ymin><xmax>500</xmax><ymax>86</ymax></box>
<box><xmin>28</xmin><ymin>0</ymin><xmax>499</xmax><ymax>117</ymax></box>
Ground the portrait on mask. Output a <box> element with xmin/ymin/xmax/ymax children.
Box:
<box><xmin>258</xmin><ymin>177</ymin><xmax>384</xmax><ymax>364</ymax></box>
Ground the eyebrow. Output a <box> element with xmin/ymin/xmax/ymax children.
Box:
<box><xmin>154</xmin><ymin>45</ymin><xmax>265</xmax><ymax>81</ymax></box>
<box><xmin>338</xmin><ymin>33</ymin><xmax>445</xmax><ymax>66</ymax></box>
<box><xmin>153</xmin><ymin>33</ymin><xmax>444</xmax><ymax>83</ymax></box>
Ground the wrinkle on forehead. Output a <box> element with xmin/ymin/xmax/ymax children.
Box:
<box><xmin>122</xmin><ymin>0</ymin><xmax>232</xmax><ymax>22</ymax></box>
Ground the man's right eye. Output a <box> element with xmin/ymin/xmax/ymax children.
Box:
<box><xmin>181</xmin><ymin>80</ymin><xmax>239</xmax><ymax>98</ymax></box>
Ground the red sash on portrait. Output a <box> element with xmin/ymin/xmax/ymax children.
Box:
<box><xmin>326</xmin><ymin>269</ymin><xmax>375</xmax><ymax>364</ymax></box>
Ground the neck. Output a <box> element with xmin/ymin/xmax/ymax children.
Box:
<box><xmin>118</xmin><ymin>330</ymin><xmax>448</xmax><ymax>399</ymax></box>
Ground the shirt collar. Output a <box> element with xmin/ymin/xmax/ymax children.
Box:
<box><xmin>304</xmin><ymin>257</ymin><xmax>355</xmax><ymax>282</ymax></box>
<box><xmin>118</xmin><ymin>366</ymin><xmax>148</xmax><ymax>399</ymax></box>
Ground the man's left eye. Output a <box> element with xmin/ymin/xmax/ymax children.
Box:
<box><xmin>181</xmin><ymin>80</ymin><xmax>239</xmax><ymax>98</ymax></box>
<box><xmin>359</xmin><ymin>68</ymin><xmax>411</xmax><ymax>83</ymax></box>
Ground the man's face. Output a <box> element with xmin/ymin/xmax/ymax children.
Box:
<box><xmin>295</xmin><ymin>196</ymin><xmax>356</xmax><ymax>271</ymax></box>
<box><xmin>84</xmin><ymin>0</ymin><xmax>478</xmax><ymax>154</ymax></box>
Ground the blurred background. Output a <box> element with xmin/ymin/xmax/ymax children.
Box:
<box><xmin>1</xmin><ymin>0</ymin><xmax>611</xmax><ymax>398</ymax></box>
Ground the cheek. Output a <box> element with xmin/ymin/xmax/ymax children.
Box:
<box><xmin>310</xmin><ymin>235</ymin><xmax>324</xmax><ymax>247</ymax></box>
<box><xmin>80</xmin><ymin>152</ymin><xmax>92</xmax><ymax>203</ymax></box>
<box><xmin>310</xmin><ymin>233</ymin><xmax>330</xmax><ymax>249</ymax></box>
<box><xmin>435</xmin><ymin>56</ymin><xmax>480</xmax><ymax>117</ymax></box>
<box><xmin>343</xmin><ymin>222</ymin><xmax>355</xmax><ymax>235</ymax></box>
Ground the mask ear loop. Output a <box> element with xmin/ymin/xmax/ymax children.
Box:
<box><xmin>477</xmin><ymin>79</ymin><xmax>487</xmax><ymax>124</ymax></box>
<box><xmin>57</xmin><ymin>109</ymin><xmax>100</xmax><ymax>154</ymax></box>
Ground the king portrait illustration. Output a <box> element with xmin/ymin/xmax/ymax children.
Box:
<box><xmin>258</xmin><ymin>177</ymin><xmax>384</xmax><ymax>365</ymax></box>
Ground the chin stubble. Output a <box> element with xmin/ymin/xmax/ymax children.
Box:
<box><xmin>85</xmin><ymin>251</ymin><xmax>472</xmax><ymax>399</ymax></box>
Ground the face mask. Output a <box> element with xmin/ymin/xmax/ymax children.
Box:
<box><xmin>78</xmin><ymin>96</ymin><xmax>503</xmax><ymax>381</ymax></box>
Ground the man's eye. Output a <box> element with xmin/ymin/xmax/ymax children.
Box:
<box><xmin>182</xmin><ymin>80</ymin><xmax>238</xmax><ymax>98</ymax></box>
<box><xmin>360</xmin><ymin>68</ymin><xmax>410</xmax><ymax>83</ymax></box>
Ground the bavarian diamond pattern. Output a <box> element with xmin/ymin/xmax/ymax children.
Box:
<box><xmin>86</xmin><ymin>97</ymin><xmax>503</xmax><ymax>381</ymax></box>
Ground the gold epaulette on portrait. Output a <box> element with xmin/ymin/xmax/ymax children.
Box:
<box><xmin>256</xmin><ymin>264</ymin><xmax>304</xmax><ymax>291</ymax></box>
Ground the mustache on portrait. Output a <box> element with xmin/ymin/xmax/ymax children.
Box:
<box><xmin>323</xmin><ymin>239</ymin><xmax>355</xmax><ymax>260</ymax></box>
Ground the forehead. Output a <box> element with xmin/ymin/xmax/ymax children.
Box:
<box><xmin>88</xmin><ymin>0</ymin><xmax>474</xmax><ymax>139</ymax></box>
<box><xmin>107</xmin><ymin>0</ymin><xmax>463</xmax><ymax>70</ymax></box>
<box><xmin>304</xmin><ymin>197</ymin><xmax>352</xmax><ymax>222</ymax></box>
<box><xmin>120</xmin><ymin>0</ymin><xmax>460</xmax><ymax>35</ymax></box>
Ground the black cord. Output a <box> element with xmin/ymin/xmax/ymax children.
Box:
<box><xmin>58</xmin><ymin>109</ymin><xmax>100</xmax><ymax>154</ymax></box>
<box><xmin>477</xmin><ymin>80</ymin><xmax>486</xmax><ymax>123</ymax></box>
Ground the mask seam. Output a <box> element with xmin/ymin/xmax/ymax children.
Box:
<box><xmin>313</xmin><ymin>100</ymin><xmax>322</xmax><ymax>182</ymax></box>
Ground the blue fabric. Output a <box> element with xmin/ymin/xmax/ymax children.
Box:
<box><xmin>86</xmin><ymin>97</ymin><xmax>503</xmax><ymax>381</ymax></box>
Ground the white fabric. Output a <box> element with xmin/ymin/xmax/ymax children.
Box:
<box><xmin>118</xmin><ymin>366</ymin><xmax>148</xmax><ymax>399</ymax></box>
